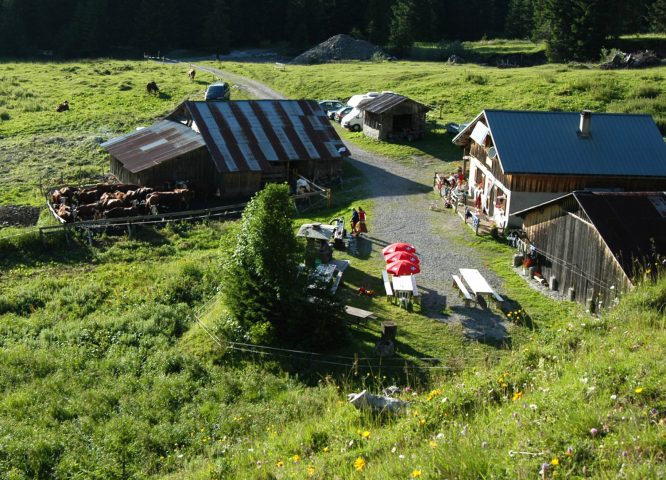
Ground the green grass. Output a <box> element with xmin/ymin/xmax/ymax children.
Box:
<box><xmin>0</xmin><ymin>57</ymin><xmax>665</xmax><ymax>478</ymax></box>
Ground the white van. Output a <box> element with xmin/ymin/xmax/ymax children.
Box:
<box><xmin>342</xmin><ymin>92</ymin><xmax>379</xmax><ymax>132</ymax></box>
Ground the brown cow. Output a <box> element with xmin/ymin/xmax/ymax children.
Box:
<box><xmin>146</xmin><ymin>81</ymin><xmax>159</xmax><ymax>94</ymax></box>
<box><xmin>188</xmin><ymin>68</ymin><xmax>196</xmax><ymax>81</ymax></box>
<box><xmin>56</xmin><ymin>100</ymin><xmax>69</xmax><ymax>112</ymax></box>
<box><xmin>74</xmin><ymin>203</ymin><xmax>99</xmax><ymax>221</ymax></box>
<box><xmin>57</xmin><ymin>204</ymin><xmax>72</xmax><ymax>222</ymax></box>
<box><xmin>75</xmin><ymin>189</ymin><xmax>100</xmax><ymax>205</ymax></box>
<box><xmin>145</xmin><ymin>189</ymin><xmax>193</xmax><ymax>213</ymax></box>
<box><xmin>100</xmin><ymin>198</ymin><xmax>130</xmax><ymax>210</ymax></box>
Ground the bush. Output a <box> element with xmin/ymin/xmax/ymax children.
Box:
<box><xmin>0</xmin><ymin>111</ymin><xmax>10</xmax><ymax>121</ymax></box>
<box><xmin>464</xmin><ymin>72</ymin><xmax>487</xmax><ymax>85</ymax></box>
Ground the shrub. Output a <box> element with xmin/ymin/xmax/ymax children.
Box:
<box><xmin>464</xmin><ymin>72</ymin><xmax>487</xmax><ymax>85</ymax></box>
<box><xmin>630</xmin><ymin>84</ymin><xmax>661</xmax><ymax>99</ymax></box>
<box><xmin>0</xmin><ymin>111</ymin><xmax>9</xmax><ymax>121</ymax></box>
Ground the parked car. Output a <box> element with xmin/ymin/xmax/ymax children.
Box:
<box><xmin>341</xmin><ymin>108</ymin><xmax>363</xmax><ymax>132</ymax></box>
<box><xmin>331</xmin><ymin>106</ymin><xmax>353</xmax><ymax>122</ymax></box>
<box><xmin>318</xmin><ymin>100</ymin><xmax>345</xmax><ymax>114</ymax></box>
<box><xmin>204</xmin><ymin>82</ymin><xmax>230</xmax><ymax>101</ymax></box>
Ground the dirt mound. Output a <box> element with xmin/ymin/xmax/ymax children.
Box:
<box><xmin>0</xmin><ymin>205</ymin><xmax>40</xmax><ymax>228</ymax></box>
<box><xmin>290</xmin><ymin>34</ymin><xmax>383</xmax><ymax>65</ymax></box>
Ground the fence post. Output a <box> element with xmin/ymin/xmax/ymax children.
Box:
<box><xmin>326</xmin><ymin>188</ymin><xmax>332</xmax><ymax>209</ymax></box>
<box><xmin>86</xmin><ymin>227</ymin><xmax>93</xmax><ymax>246</ymax></box>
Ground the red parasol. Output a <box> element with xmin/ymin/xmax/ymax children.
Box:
<box><xmin>384</xmin><ymin>251</ymin><xmax>420</xmax><ymax>264</ymax></box>
<box><xmin>382</xmin><ymin>243</ymin><xmax>416</xmax><ymax>255</ymax></box>
<box><xmin>386</xmin><ymin>260</ymin><xmax>420</xmax><ymax>276</ymax></box>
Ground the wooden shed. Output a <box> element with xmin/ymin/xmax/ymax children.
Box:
<box><xmin>453</xmin><ymin>110</ymin><xmax>666</xmax><ymax>228</ymax></box>
<box><xmin>514</xmin><ymin>191</ymin><xmax>666</xmax><ymax>311</ymax></box>
<box><xmin>359</xmin><ymin>93</ymin><xmax>430</xmax><ymax>141</ymax></box>
<box><xmin>102</xmin><ymin>100</ymin><xmax>348</xmax><ymax>200</ymax></box>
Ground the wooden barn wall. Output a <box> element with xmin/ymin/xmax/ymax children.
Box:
<box><xmin>523</xmin><ymin>206</ymin><xmax>631</xmax><ymax>310</ymax></box>
<box><xmin>364</xmin><ymin>104</ymin><xmax>427</xmax><ymax>140</ymax></box>
<box><xmin>216</xmin><ymin>171</ymin><xmax>262</xmax><ymax>199</ymax></box>
<box><xmin>510</xmin><ymin>174</ymin><xmax>666</xmax><ymax>193</ymax></box>
<box><xmin>110</xmin><ymin>149</ymin><xmax>216</xmax><ymax>195</ymax></box>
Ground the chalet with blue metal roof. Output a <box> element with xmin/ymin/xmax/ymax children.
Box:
<box><xmin>453</xmin><ymin>110</ymin><xmax>666</xmax><ymax>228</ymax></box>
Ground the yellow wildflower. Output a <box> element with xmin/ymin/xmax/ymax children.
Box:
<box><xmin>292</xmin><ymin>454</ymin><xmax>301</xmax><ymax>463</ymax></box>
<box><xmin>420</xmin><ymin>418</ymin><xmax>426</xmax><ymax>426</ymax></box>
<box><xmin>551</xmin><ymin>458</ymin><xmax>559</xmax><ymax>466</ymax></box>
<box><xmin>412</xmin><ymin>469</ymin><xmax>422</xmax><ymax>478</ymax></box>
<box><xmin>429</xmin><ymin>440</ymin><xmax>438</xmax><ymax>449</ymax></box>
<box><xmin>323</xmin><ymin>447</ymin><xmax>330</xmax><ymax>453</ymax></box>
<box><xmin>635</xmin><ymin>387</ymin><xmax>644</xmax><ymax>394</ymax></box>
<box><xmin>354</xmin><ymin>457</ymin><xmax>366</xmax><ymax>471</ymax></box>
<box><xmin>427</xmin><ymin>389</ymin><xmax>442</xmax><ymax>401</ymax></box>
<box><xmin>307</xmin><ymin>465</ymin><xmax>315</xmax><ymax>476</ymax></box>
<box><xmin>512</xmin><ymin>391</ymin><xmax>524</xmax><ymax>401</ymax></box>
<box><xmin>361</xmin><ymin>430</ymin><xmax>371</xmax><ymax>439</ymax></box>
<box><xmin>276</xmin><ymin>460</ymin><xmax>284</xmax><ymax>468</ymax></box>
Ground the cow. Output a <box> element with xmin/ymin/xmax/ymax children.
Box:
<box><xmin>75</xmin><ymin>189</ymin><xmax>100</xmax><ymax>205</ymax></box>
<box><xmin>146</xmin><ymin>188</ymin><xmax>194</xmax><ymax>213</ymax></box>
<box><xmin>188</xmin><ymin>68</ymin><xmax>196</xmax><ymax>81</ymax></box>
<box><xmin>146</xmin><ymin>81</ymin><xmax>159</xmax><ymax>94</ymax></box>
<box><xmin>73</xmin><ymin>203</ymin><xmax>99</xmax><ymax>221</ymax></box>
<box><xmin>124</xmin><ymin>187</ymin><xmax>153</xmax><ymax>202</ymax></box>
<box><xmin>56</xmin><ymin>100</ymin><xmax>69</xmax><ymax>112</ymax></box>
<box><xmin>103</xmin><ymin>206</ymin><xmax>141</xmax><ymax>218</ymax></box>
<box><xmin>57</xmin><ymin>204</ymin><xmax>72</xmax><ymax>222</ymax></box>
<box><xmin>100</xmin><ymin>197</ymin><xmax>130</xmax><ymax>210</ymax></box>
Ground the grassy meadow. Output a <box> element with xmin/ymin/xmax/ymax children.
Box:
<box><xmin>0</xmin><ymin>51</ymin><xmax>665</xmax><ymax>478</ymax></box>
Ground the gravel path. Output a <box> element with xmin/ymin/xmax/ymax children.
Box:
<box><xmin>184</xmin><ymin>62</ymin><xmax>510</xmax><ymax>343</ymax></box>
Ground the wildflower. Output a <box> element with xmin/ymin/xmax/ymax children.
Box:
<box><xmin>276</xmin><ymin>460</ymin><xmax>284</xmax><ymax>468</ymax></box>
<box><xmin>610</xmin><ymin>394</ymin><xmax>617</xmax><ymax>401</ymax></box>
<box><xmin>411</xmin><ymin>469</ymin><xmax>422</xmax><ymax>478</ymax></box>
<box><xmin>635</xmin><ymin>387</ymin><xmax>644</xmax><ymax>394</ymax></box>
<box><xmin>512</xmin><ymin>391</ymin><xmax>523</xmax><ymax>401</ymax></box>
<box><xmin>307</xmin><ymin>465</ymin><xmax>315</xmax><ymax>476</ymax></box>
<box><xmin>590</xmin><ymin>427</ymin><xmax>598</xmax><ymax>438</ymax></box>
<box><xmin>539</xmin><ymin>462</ymin><xmax>550</xmax><ymax>475</ymax></box>
<box><xmin>361</xmin><ymin>430</ymin><xmax>371</xmax><ymax>440</ymax></box>
<box><xmin>427</xmin><ymin>389</ymin><xmax>442</xmax><ymax>401</ymax></box>
<box><xmin>551</xmin><ymin>458</ymin><xmax>559</xmax><ymax>466</ymax></box>
<box><xmin>323</xmin><ymin>447</ymin><xmax>330</xmax><ymax>453</ymax></box>
<box><xmin>565</xmin><ymin>446</ymin><xmax>574</xmax><ymax>456</ymax></box>
<box><xmin>292</xmin><ymin>454</ymin><xmax>301</xmax><ymax>463</ymax></box>
<box><xmin>354</xmin><ymin>457</ymin><xmax>366</xmax><ymax>471</ymax></box>
<box><xmin>429</xmin><ymin>440</ymin><xmax>437</xmax><ymax>449</ymax></box>
<box><xmin>420</xmin><ymin>418</ymin><xmax>426</xmax><ymax>426</ymax></box>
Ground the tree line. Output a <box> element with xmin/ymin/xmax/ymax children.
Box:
<box><xmin>0</xmin><ymin>0</ymin><xmax>665</xmax><ymax>61</ymax></box>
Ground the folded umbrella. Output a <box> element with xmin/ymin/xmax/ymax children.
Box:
<box><xmin>382</xmin><ymin>242</ymin><xmax>416</xmax><ymax>255</ymax></box>
<box><xmin>386</xmin><ymin>259</ymin><xmax>420</xmax><ymax>276</ymax></box>
<box><xmin>384</xmin><ymin>251</ymin><xmax>420</xmax><ymax>264</ymax></box>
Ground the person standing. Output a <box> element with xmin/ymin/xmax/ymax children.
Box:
<box><xmin>357</xmin><ymin>207</ymin><xmax>368</xmax><ymax>234</ymax></box>
<box><xmin>350</xmin><ymin>208</ymin><xmax>359</xmax><ymax>234</ymax></box>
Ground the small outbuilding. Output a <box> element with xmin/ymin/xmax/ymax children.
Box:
<box><xmin>102</xmin><ymin>100</ymin><xmax>348</xmax><ymax>200</ymax></box>
<box><xmin>514</xmin><ymin>191</ymin><xmax>666</xmax><ymax>311</ymax></box>
<box><xmin>358</xmin><ymin>93</ymin><xmax>430</xmax><ymax>141</ymax></box>
<box><xmin>453</xmin><ymin>110</ymin><xmax>666</xmax><ymax>228</ymax></box>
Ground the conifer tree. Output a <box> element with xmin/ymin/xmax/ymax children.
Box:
<box><xmin>388</xmin><ymin>0</ymin><xmax>415</xmax><ymax>56</ymax></box>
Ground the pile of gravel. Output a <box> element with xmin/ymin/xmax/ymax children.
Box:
<box><xmin>290</xmin><ymin>34</ymin><xmax>383</xmax><ymax>65</ymax></box>
<box><xmin>0</xmin><ymin>205</ymin><xmax>40</xmax><ymax>228</ymax></box>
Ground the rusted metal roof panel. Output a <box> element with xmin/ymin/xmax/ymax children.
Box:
<box><xmin>184</xmin><ymin>100</ymin><xmax>347</xmax><ymax>173</ymax></box>
<box><xmin>360</xmin><ymin>93</ymin><xmax>430</xmax><ymax>114</ymax></box>
<box><xmin>101</xmin><ymin>120</ymin><xmax>206</xmax><ymax>174</ymax></box>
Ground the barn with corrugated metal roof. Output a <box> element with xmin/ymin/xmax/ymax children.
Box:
<box><xmin>452</xmin><ymin>110</ymin><xmax>666</xmax><ymax>228</ymax></box>
<box><xmin>101</xmin><ymin>100</ymin><xmax>348</xmax><ymax>199</ymax></box>
<box><xmin>357</xmin><ymin>93</ymin><xmax>430</xmax><ymax>141</ymax></box>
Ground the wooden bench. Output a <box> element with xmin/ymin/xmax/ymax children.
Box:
<box><xmin>451</xmin><ymin>274</ymin><xmax>474</xmax><ymax>307</ymax></box>
<box><xmin>382</xmin><ymin>270</ymin><xmax>394</xmax><ymax>303</ymax></box>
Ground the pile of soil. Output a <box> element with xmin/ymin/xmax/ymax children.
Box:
<box><xmin>0</xmin><ymin>205</ymin><xmax>40</xmax><ymax>228</ymax></box>
<box><xmin>290</xmin><ymin>34</ymin><xmax>383</xmax><ymax>65</ymax></box>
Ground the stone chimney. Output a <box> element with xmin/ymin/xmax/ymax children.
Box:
<box><xmin>579</xmin><ymin>110</ymin><xmax>591</xmax><ymax>138</ymax></box>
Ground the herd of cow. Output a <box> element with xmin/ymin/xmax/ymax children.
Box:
<box><xmin>50</xmin><ymin>184</ymin><xmax>195</xmax><ymax>223</ymax></box>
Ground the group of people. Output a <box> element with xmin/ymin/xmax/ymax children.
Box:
<box><xmin>350</xmin><ymin>207</ymin><xmax>368</xmax><ymax>236</ymax></box>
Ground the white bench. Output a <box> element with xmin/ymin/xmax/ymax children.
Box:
<box><xmin>381</xmin><ymin>270</ymin><xmax>394</xmax><ymax>302</ymax></box>
<box><xmin>492</xmin><ymin>291</ymin><xmax>504</xmax><ymax>303</ymax></box>
<box><xmin>452</xmin><ymin>274</ymin><xmax>474</xmax><ymax>307</ymax></box>
<box><xmin>330</xmin><ymin>270</ymin><xmax>343</xmax><ymax>295</ymax></box>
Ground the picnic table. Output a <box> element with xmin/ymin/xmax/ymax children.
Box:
<box><xmin>459</xmin><ymin>268</ymin><xmax>503</xmax><ymax>302</ymax></box>
<box><xmin>392</xmin><ymin>275</ymin><xmax>420</xmax><ymax>308</ymax></box>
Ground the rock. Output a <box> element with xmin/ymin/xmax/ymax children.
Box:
<box><xmin>448</xmin><ymin>54</ymin><xmax>464</xmax><ymax>64</ymax></box>
<box><xmin>290</xmin><ymin>34</ymin><xmax>384</xmax><ymax>65</ymax></box>
<box><xmin>347</xmin><ymin>389</ymin><xmax>410</xmax><ymax>413</ymax></box>
<box><xmin>600</xmin><ymin>50</ymin><xmax>660</xmax><ymax>70</ymax></box>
